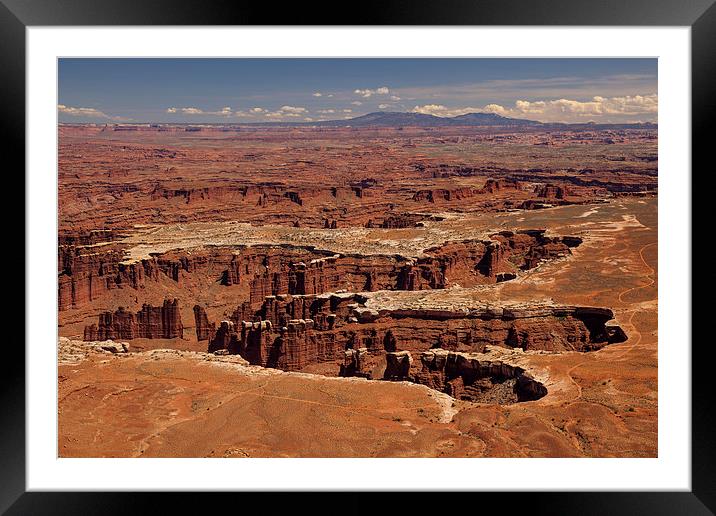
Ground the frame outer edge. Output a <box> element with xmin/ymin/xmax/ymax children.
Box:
<box><xmin>4</xmin><ymin>0</ymin><xmax>713</xmax><ymax>511</ymax></box>
<box><xmin>1</xmin><ymin>0</ymin><xmax>715</xmax><ymax>26</ymax></box>
<box><xmin>692</xmin><ymin>1</ymin><xmax>716</xmax><ymax>513</ymax></box>
<box><xmin>0</xmin><ymin>0</ymin><xmax>26</xmax><ymax>513</ymax></box>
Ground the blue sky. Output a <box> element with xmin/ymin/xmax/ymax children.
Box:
<box><xmin>58</xmin><ymin>58</ymin><xmax>657</xmax><ymax>124</ymax></box>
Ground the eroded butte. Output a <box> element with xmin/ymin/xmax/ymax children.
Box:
<box><xmin>58</xmin><ymin>125</ymin><xmax>657</xmax><ymax>457</ymax></box>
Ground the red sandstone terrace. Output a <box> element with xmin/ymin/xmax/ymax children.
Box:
<box><xmin>60</xmin><ymin>228</ymin><xmax>581</xmax><ymax>311</ymax></box>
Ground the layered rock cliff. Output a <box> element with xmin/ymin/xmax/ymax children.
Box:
<box><xmin>413</xmin><ymin>349</ymin><xmax>547</xmax><ymax>403</ymax></box>
<box><xmin>204</xmin><ymin>293</ymin><xmax>626</xmax><ymax>375</ymax></box>
<box><xmin>83</xmin><ymin>299</ymin><xmax>183</xmax><ymax>340</ymax></box>
<box><xmin>59</xmin><ymin>230</ymin><xmax>581</xmax><ymax>311</ymax></box>
<box><xmin>193</xmin><ymin>305</ymin><xmax>215</xmax><ymax>341</ymax></box>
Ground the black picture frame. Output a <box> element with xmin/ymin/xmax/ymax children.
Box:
<box><xmin>4</xmin><ymin>0</ymin><xmax>713</xmax><ymax>513</ymax></box>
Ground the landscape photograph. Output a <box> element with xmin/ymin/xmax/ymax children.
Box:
<box><xmin>57</xmin><ymin>58</ymin><xmax>658</xmax><ymax>458</ymax></box>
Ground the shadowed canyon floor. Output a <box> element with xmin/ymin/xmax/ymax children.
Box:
<box><xmin>58</xmin><ymin>126</ymin><xmax>657</xmax><ymax>457</ymax></box>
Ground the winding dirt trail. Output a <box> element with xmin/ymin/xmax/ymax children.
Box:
<box><xmin>565</xmin><ymin>241</ymin><xmax>657</xmax><ymax>402</ymax></box>
<box><xmin>614</xmin><ymin>241</ymin><xmax>657</xmax><ymax>360</ymax></box>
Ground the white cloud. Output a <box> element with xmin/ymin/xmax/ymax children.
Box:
<box><xmin>304</xmin><ymin>117</ymin><xmax>314</xmax><ymax>121</ymax></box>
<box><xmin>317</xmin><ymin>109</ymin><xmax>335</xmax><ymax>114</ymax></box>
<box><xmin>58</xmin><ymin>104</ymin><xmax>133</xmax><ymax>121</ymax></box>
<box><xmin>354</xmin><ymin>86</ymin><xmax>390</xmax><ymax>98</ymax></box>
<box><xmin>481</xmin><ymin>104</ymin><xmax>509</xmax><ymax>116</ymax></box>
<box><xmin>390</xmin><ymin>95</ymin><xmax>401</xmax><ymax>101</ymax></box>
<box><xmin>481</xmin><ymin>94</ymin><xmax>658</xmax><ymax>122</ymax></box>
<box><xmin>351</xmin><ymin>101</ymin><xmax>362</xmax><ymax>106</ymax></box>
<box><xmin>312</xmin><ymin>92</ymin><xmax>322</xmax><ymax>97</ymax></box>
<box><xmin>173</xmin><ymin>107</ymin><xmax>227</xmax><ymax>115</ymax></box>
<box><xmin>279</xmin><ymin>105</ymin><xmax>308</xmax><ymax>114</ymax></box>
<box><xmin>411</xmin><ymin>94</ymin><xmax>658</xmax><ymax>123</ymax></box>
<box><xmin>263</xmin><ymin>105</ymin><xmax>309</xmax><ymax>118</ymax></box>
<box><xmin>378</xmin><ymin>104</ymin><xmax>390</xmax><ymax>110</ymax></box>
<box><xmin>165</xmin><ymin>106</ymin><xmax>252</xmax><ymax>117</ymax></box>
<box><xmin>411</xmin><ymin>104</ymin><xmax>477</xmax><ymax>117</ymax></box>
<box><xmin>250</xmin><ymin>107</ymin><xmax>266</xmax><ymax>113</ymax></box>
<box><xmin>342</xmin><ymin>109</ymin><xmax>352</xmax><ymax>113</ymax></box>
<box><xmin>58</xmin><ymin>104</ymin><xmax>111</xmax><ymax>118</ymax></box>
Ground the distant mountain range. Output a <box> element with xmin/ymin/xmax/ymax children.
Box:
<box><xmin>262</xmin><ymin>111</ymin><xmax>656</xmax><ymax>129</ymax></box>
<box><xmin>314</xmin><ymin>111</ymin><xmax>542</xmax><ymax>127</ymax></box>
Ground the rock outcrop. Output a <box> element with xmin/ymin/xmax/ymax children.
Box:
<box><xmin>365</xmin><ymin>213</ymin><xmax>425</xmax><ymax>229</ymax></box>
<box><xmin>414</xmin><ymin>349</ymin><xmax>547</xmax><ymax>403</ymax></box>
<box><xmin>83</xmin><ymin>299</ymin><xmax>183</xmax><ymax>341</ymax></box>
<box><xmin>207</xmin><ymin>292</ymin><xmax>626</xmax><ymax>374</ymax></box>
<box><xmin>58</xmin><ymin>245</ymin><xmax>158</xmax><ymax>311</ymax></box>
<box><xmin>58</xmin><ymin>337</ymin><xmax>129</xmax><ymax>364</ymax></box>
<box><xmin>412</xmin><ymin>187</ymin><xmax>479</xmax><ymax>203</ymax></box>
<box><xmin>339</xmin><ymin>347</ymin><xmax>371</xmax><ymax>378</ymax></box>
<box><xmin>193</xmin><ymin>305</ymin><xmax>215</xmax><ymax>341</ymax></box>
<box><xmin>481</xmin><ymin>178</ymin><xmax>522</xmax><ymax>193</ymax></box>
<box><xmin>383</xmin><ymin>350</ymin><xmax>413</xmax><ymax>380</ymax></box>
<box><xmin>534</xmin><ymin>183</ymin><xmax>566</xmax><ymax>199</ymax></box>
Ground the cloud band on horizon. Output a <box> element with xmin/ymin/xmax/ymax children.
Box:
<box><xmin>411</xmin><ymin>94</ymin><xmax>657</xmax><ymax>123</ymax></box>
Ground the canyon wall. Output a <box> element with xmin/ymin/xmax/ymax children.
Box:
<box><xmin>204</xmin><ymin>292</ymin><xmax>626</xmax><ymax>373</ymax></box>
<box><xmin>60</xmin><ymin>230</ymin><xmax>580</xmax><ymax>311</ymax></box>
<box><xmin>412</xmin><ymin>350</ymin><xmax>548</xmax><ymax>403</ymax></box>
<box><xmin>193</xmin><ymin>305</ymin><xmax>215</xmax><ymax>341</ymax></box>
<box><xmin>83</xmin><ymin>299</ymin><xmax>183</xmax><ymax>341</ymax></box>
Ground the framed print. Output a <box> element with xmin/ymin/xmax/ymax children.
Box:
<box><xmin>5</xmin><ymin>0</ymin><xmax>714</xmax><ymax>512</ymax></box>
